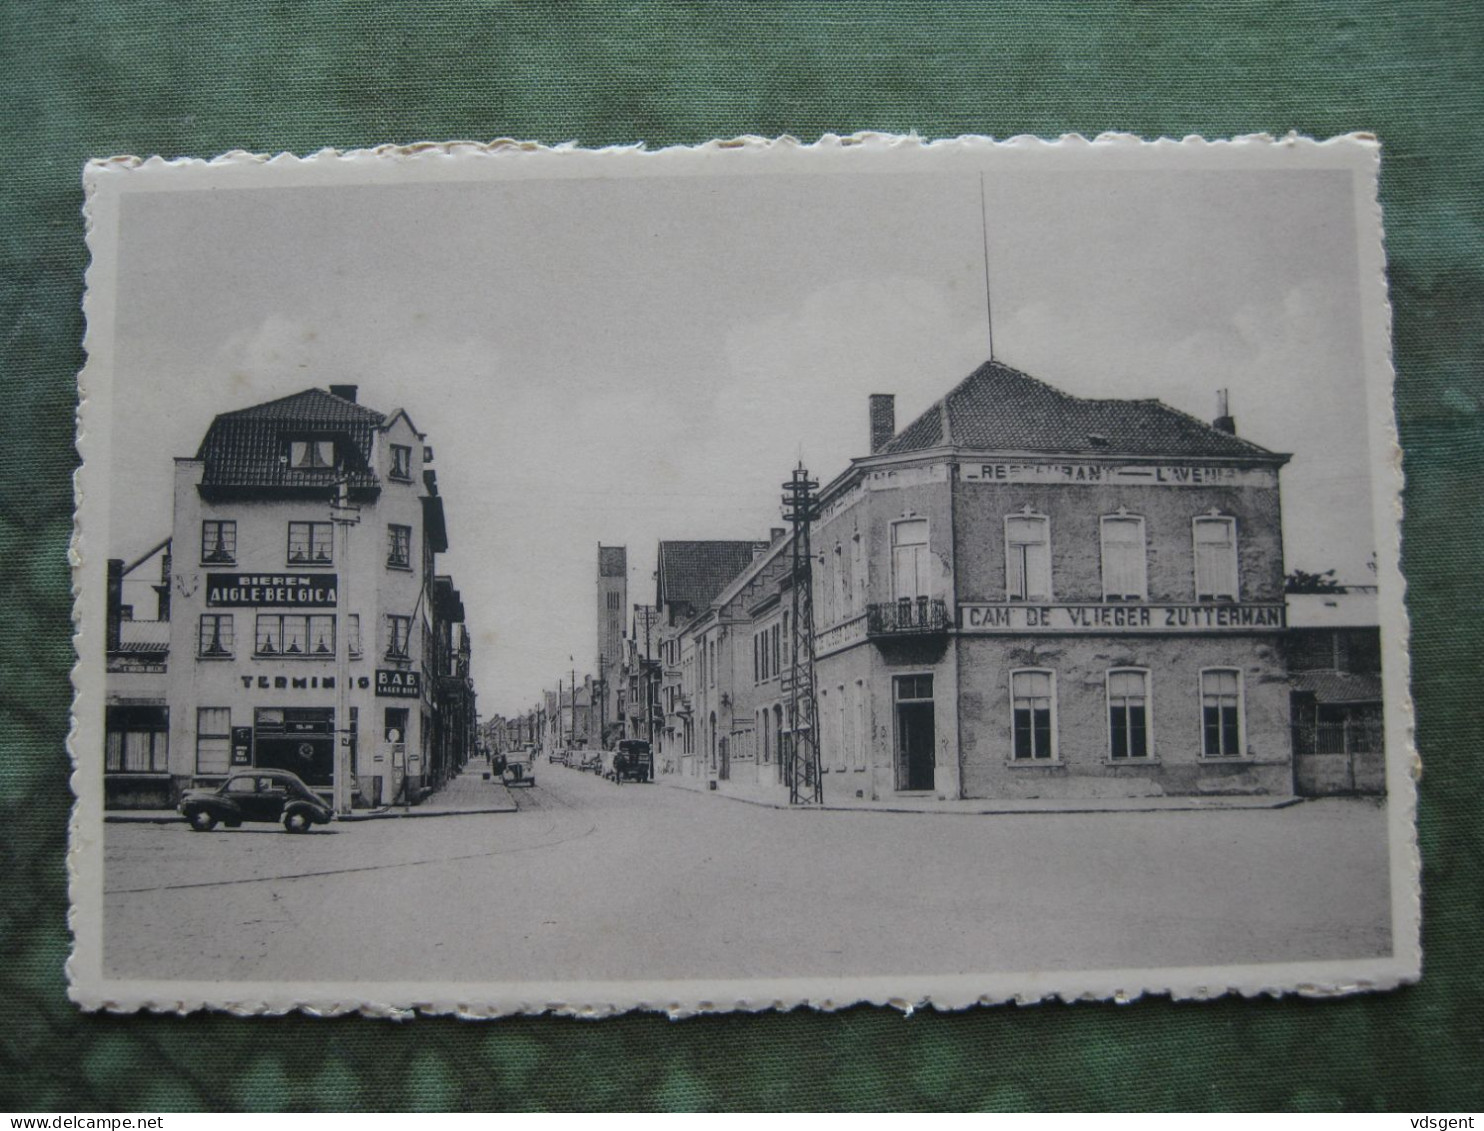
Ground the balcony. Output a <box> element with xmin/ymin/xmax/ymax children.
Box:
<box><xmin>867</xmin><ymin>597</ymin><xmax>950</xmax><ymax>638</ymax></box>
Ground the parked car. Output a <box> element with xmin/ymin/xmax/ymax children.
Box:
<box><xmin>549</xmin><ymin>748</ymin><xmax>569</xmax><ymax>766</ymax></box>
<box><xmin>179</xmin><ymin>769</ymin><xmax>334</xmax><ymax>833</ymax></box>
<box><xmin>579</xmin><ymin>749</ymin><xmax>604</xmax><ymax>774</ymax></box>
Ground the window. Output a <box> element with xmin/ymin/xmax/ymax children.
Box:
<box><xmin>1011</xmin><ymin>670</ymin><xmax>1056</xmax><ymax>760</ymax></box>
<box><xmin>1006</xmin><ymin>513</ymin><xmax>1051</xmax><ymax>601</ymax></box>
<box><xmin>197</xmin><ymin>613</ymin><xmax>235</xmax><ymax>658</ymax></box>
<box><xmin>105</xmin><ymin>706</ymin><xmax>168</xmax><ymax>773</ymax></box>
<box><xmin>851</xmin><ymin>534</ymin><xmax>867</xmax><ymax>616</ymax></box>
<box><xmin>289</xmin><ymin>438</ymin><xmax>335</xmax><ymax>470</ymax></box>
<box><xmin>387</xmin><ymin>524</ymin><xmax>412</xmax><ymax>569</ymax></box>
<box><xmin>390</xmin><ymin>443</ymin><xmax>413</xmax><ymax>481</ymax></box>
<box><xmin>892</xmin><ymin>519</ymin><xmax>929</xmax><ymax>601</ymax></box>
<box><xmin>196</xmin><ymin>707</ymin><xmax>231</xmax><ymax>775</ymax></box>
<box><xmin>1107</xmin><ymin>669</ymin><xmax>1151</xmax><ymax>759</ymax></box>
<box><xmin>1200</xmin><ymin>669</ymin><xmax>1243</xmax><ymax>757</ymax></box>
<box><xmin>386</xmin><ymin>615</ymin><xmax>411</xmax><ymax>659</ymax></box>
<box><xmin>1100</xmin><ymin>515</ymin><xmax>1147</xmax><ymax>600</ymax></box>
<box><xmin>1194</xmin><ymin>516</ymin><xmax>1238</xmax><ymax>600</ymax></box>
<box><xmin>853</xmin><ymin>679</ymin><xmax>869</xmax><ymax>770</ymax></box>
<box><xmin>255</xmin><ymin>614</ymin><xmax>336</xmax><ymax>656</ymax></box>
<box><xmin>606</xmin><ymin>591</ymin><xmax>621</xmax><ymax>611</ymax></box>
<box><xmin>200</xmin><ymin>520</ymin><xmax>236</xmax><ymax>564</ymax></box>
<box><xmin>288</xmin><ymin>521</ymin><xmax>333</xmax><ymax>565</ymax></box>
<box><xmin>836</xmin><ymin>683</ymin><xmax>848</xmax><ymax>771</ymax></box>
<box><xmin>347</xmin><ymin>613</ymin><xmax>362</xmax><ymax>658</ymax></box>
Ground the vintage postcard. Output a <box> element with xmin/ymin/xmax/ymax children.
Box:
<box><xmin>70</xmin><ymin>134</ymin><xmax>1417</xmax><ymax>1016</ymax></box>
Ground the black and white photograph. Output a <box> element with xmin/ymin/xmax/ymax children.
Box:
<box><xmin>70</xmin><ymin>135</ymin><xmax>1417</xmax><ymax>1014</ymax></box>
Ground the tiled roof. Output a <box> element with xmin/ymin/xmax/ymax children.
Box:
<box><xmin>656</xmin><ymin>540</ymin><xmax>765</xmax><ymax>618</ymax></box>
<box><xmin>879</xmin><ymin>359</ymin><xmax>1283</xmax><ymax>460</ymax></box>
<box><xmin>1291</xmin><ymin>671</ymin><xmax>1382</xmax><ymax>704</ymax></box>
<box><xmin>195</xmin><ymin>388</ymin><xmax>386</xmax><ymax>492</ymax></box>
<box><xmin>598</xmin><ymin>545</ymin><xmax>627</xmax><ymax>577</ymax></box>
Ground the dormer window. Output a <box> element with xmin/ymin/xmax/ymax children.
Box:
<box><xmin>288</xmin><ymin>438</ymin><xmax>336</xmax><ymax>471</ymax></box>
<box><xmin>390</xmin><ymin>444</ymin><xmax>413</xmax><ymax>482</ymax></box>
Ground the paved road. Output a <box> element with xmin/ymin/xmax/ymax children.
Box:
<box><xmin>103</xmin><ymin>762</ymin><xmax>1393</xmax><ymax>984</ymax></box>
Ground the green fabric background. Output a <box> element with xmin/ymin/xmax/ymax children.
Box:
<box><xmin>2</xmin><ymin>0</ymin><xmax>1480</xmax><ymax>1112</ymax></box>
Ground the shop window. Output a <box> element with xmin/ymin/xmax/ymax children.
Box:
<box><xmin>1011</xmin><ymin>669</ymin><xmax>1056</xmax><ymax>760</ymax></box>
<box><xmin>1005</xmin><ymin>513</ymin><xmax>1052</xmax><ymax>601</ymax></box>
<box><xmin>1107</xmin><ymin>669</ymin><xmax>1151</xmax><ymax>759</ymax></box>
<box><xmin>288</xmin><ymin>438</ymin><xmax>335</xmax><ymax>470</ymax></box>
<box><xmin>387</xmin><ymin>524</ymin><xmax>412</xmax><ymax>569</ymax></box>
<box><xmin>389</xmin><ymin>443</ymin><xmax>413</xmax><ymax>482</ymax></box>
<box><xmin>1194</xmin><ymin>515</ymin><xmax>1238</xmax><ymax>600</ymax></box>
<box><xmin>287</xmin><ymin>521</ymin><xmax>333</xmax><ymax>565</ymax></box>
<box><xmin>105</xmin><ymin>706</ymin><xmax>169</xmax><ymax>773</ymax></box>
<box><xmin>1201</xmin><ymin>669</ymin><xmax>1244</xmax><ymax>757</ymax></box>
<box><xmin>891</xmin><ymin>519</ymin><xmax>930</xmax><ymax>601</ymax></box>
<box><xmin>200</xmin><ymin>520</ymin><xmax>236</xmax><ymax>564</ymax></box>
<box><xmin>1100</xmin><ymin>514</ymin><xmax>1147</xmax><ymax>600</ymax></box>
<box><xmin>386</xmin><ymin>614</ymin><xmax>412</xmax><ymax>659</ymax></box>
<box><xmin>196</xmin><ymin>706</ymin><xmax>231</xmax><ymax>775</ymax></box>
<box><xmin>255</xmin><ymin>613</ymin><xmax>336</xmax><ymax>656</ymax></box>
<box><xmin>197</xmin><ymin>613</ymin><xmax>235</xmax><ymax>658</ymax></box>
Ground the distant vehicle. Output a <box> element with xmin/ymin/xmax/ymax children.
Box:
<box><xmin>549</xmin><ymin>748</ymin><xmax>569</xmax><ymax>766</ymax></box>
<box><xmin>502</xmin><ymin>747</ymin><xmax>536</xmax><ymax>788</ymax></box>
<box><xmin>579</xmin><ymin>749</ymin><xmax>604</xmax><ymax>774</ymax></box>
<box><xmin>611</xmin><ymin>739</ymin><xmax>653</xmax><ymax>784</ymax></box>
<box><xmin>179</xmin><ymin>769</ymin><xmax>334</xmax><ymax>833</ymax></box>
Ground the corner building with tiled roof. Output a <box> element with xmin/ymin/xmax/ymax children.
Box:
<box><xmin>163</xmin><ymin>385</ymin><xmax>467</xmax><ymax>809</ymax></box>
<box><xmin>803</xmin><ymin>359</ymin><xmax>1295</xmax><ymax>802</ymax></box>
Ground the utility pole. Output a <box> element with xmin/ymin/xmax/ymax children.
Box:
<box><xmin>570</xmin><ymin>656</ymin><xmax>577</xmax><ymax>747</ymax></box>
<box><xmin>598</xmin><ymin>652</ymin><xmax>607</xmax><ymax>747</ymax></box>
<box><xmin>781</xmin><ymin>462</ymin><xmax>822</xmax><ymax>805</ymax></box>
<box><xmin>330</xmin><ymin>477</ymin><xmax>361</xmax><ymax>816</ymax></box>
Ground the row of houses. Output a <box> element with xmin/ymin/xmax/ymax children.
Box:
<box><xmin>103</xmin><ymin>386</ymin><xmax>481</xmax><ymax>810</ymax></box>
<box><xmin>617</xmin><ymin>359</ymin><xmax>1384</xmax><ymax>804</ymax></box>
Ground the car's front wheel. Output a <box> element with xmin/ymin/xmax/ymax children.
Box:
<box><xmin>187</xmin><ymin>809</ymin><xmax>218</xmax><ymax>832</ymax></box>
<box><xmin>283</xmin><ymin>810</ymin><xmax>313</xmax><ymax>834</ymax></box>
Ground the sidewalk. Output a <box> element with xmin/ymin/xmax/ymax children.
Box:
<box><xmin>656</xmin><ymin>773</ymin><xmax>1301</xmax><ymax>815</ymax></box>
<box><xmin>104</xmin><ymin>759</ymin><xmax>517</xmax><ymax>824</ymax></box>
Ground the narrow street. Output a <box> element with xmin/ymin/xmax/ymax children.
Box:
<box><xmin>103</xmin><ymin>761</ymin><xmax>1393</xmax><ymax>985</ymax></box>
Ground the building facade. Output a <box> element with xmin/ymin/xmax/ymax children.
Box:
<box><xmin>132</xmin><ymin>384</ymin><xmax>472</xmax><ymax>810</ymax></box>
<box><xmin>596</xmin><ymin>544</ymin><xmax>627</xmax><ymax>744</ymax></box>
<box><xmin>683</xmin><ymin>360</ymin><xmax>1296</xmax><ymax>804</ymax></box>
<box><xmin>1285</xmin><ymin>588</ymin><xmax>1384</xmax><ymax>795</ymax></box>
<box><xmin>652</xmin><ymin>539</ymin><xmax>770</xmax><ymax>774</ymax></box>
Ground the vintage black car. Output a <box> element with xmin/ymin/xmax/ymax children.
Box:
<box><xmin>179</xmin><ymin>769</ymin><xmax>334</xmax><ymax>833</ymax></box>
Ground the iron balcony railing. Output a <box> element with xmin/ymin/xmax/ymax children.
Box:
<box><xmin>866</xmin><ymin>597</ymin><xmax>950</xmax><ymax>637</ymax></box>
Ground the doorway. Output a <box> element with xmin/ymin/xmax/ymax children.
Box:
<box><xmin>894</xmin><ymin>674</ymin><xmax>935</xmax><ymax>791</ymax></box>
<box><xmin>253</xmin><ymin>707</ymin><xmax>334</xmax><ymax>786</ymax></box>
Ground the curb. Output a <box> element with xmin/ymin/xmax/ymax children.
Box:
<box><xmin>655</xmin><ymin>779</ymin><xmax>1305</xmax><ymax>816</ymax></box>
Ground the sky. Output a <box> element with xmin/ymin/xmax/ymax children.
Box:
<box><xmin>105</xmin><ymin>158</ymin><xmax>1376</xmax><ymax>716</ymax></box>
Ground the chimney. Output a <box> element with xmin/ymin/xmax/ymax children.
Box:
<box><xmin>869</xmin><ymin>394</ymin><xmax>896</xmax><ymax>453</ymax></box>
<box><xmin>329</xmin><ymin>384</ymin><xmax>358</xmax><ymax>403</ymax></box>
<box><xmin>1213</xmin><ymin>388</ymin><xmax>1236</xmax><ymax>435</ymax></box>
<box><xmin>106</xmin><ymin>559</ymin><xmax>124</xmax><ymax>653</ymax></box>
